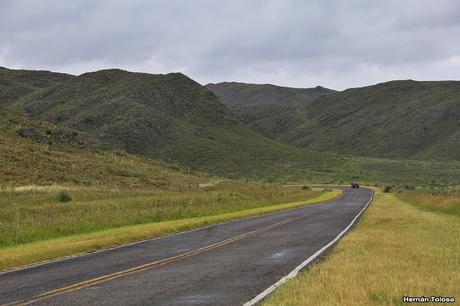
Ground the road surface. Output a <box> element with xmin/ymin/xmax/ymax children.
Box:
<box><xmin>0</xmin><ymin>186</ymin><xmax>373</xmax><ymax>305</ymax></box>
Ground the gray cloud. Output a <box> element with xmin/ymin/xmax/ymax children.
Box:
<box><xmin>1</xmin><ymin>0</ymin><xmax>459</xmax><ymax>89</ymax></box>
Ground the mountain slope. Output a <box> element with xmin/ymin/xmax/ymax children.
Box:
<box><xmin>0</xmin><ymin>108</ymin><xmax>204</xmax><ymax>189</ymax></box>
<box><xmin>209</xmin><ymin>80</ymin><xmax>460</xmax><ymax>161</ymax></box>
<box><xmin>206</xmin><ymin>82</ymin><xmax>335</xmax><ymax>141</ymax></box>
<box><xmin>4</xmin><ymin>68</ymin><xmax>343</xmax><ymax>179</ymax></box>
<box><xmin>293</xmin><ymin>80</ymin><xmax>460</xmax><ymax>160</ymax></box>
<box><xmin>16</xmin><ymin>69</ymin><xmax>237</xmax><ymax>163</ymax></box>
<box><xmin>2</xmin><ymin>67</ymin><xmax>460</xmax><ymax>184</ymax></box>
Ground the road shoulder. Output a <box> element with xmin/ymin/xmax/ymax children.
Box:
<box><xmin>264</xmin><ymin>189</ymin><xmax>460</xmax><ymax>306</ymax></box>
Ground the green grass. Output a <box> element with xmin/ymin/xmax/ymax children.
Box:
<box><xmin>0</xmin><ymin>182</ymin><xmax>333</xmax><ymax>248</ymax></box>
<box><xmin>264</xmin><ymin>189</ymin><xmax>460</xmax><ymax>306</ymax></box>
<box><xmin>0</xmin><ymin>184</ymin><xmax>341</xmax><ymax>271</ymax></box>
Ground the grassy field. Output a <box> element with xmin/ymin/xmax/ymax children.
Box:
<box><xmin>397</xmin><ymin>189</ymin><xmax>460</xmax><ymax>218</ymax></box>
<box><xmin>0</xmin><ymin>183</ymin><xmax>340</xmax><ymax>271</ymax></box>
<box><xmin>264</xmin><ymin>189</ymin><xmax>459</xmax><ymax>306</ymax></box>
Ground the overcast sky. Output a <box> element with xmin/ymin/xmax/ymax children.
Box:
<box><xmin>1</xmin><ymin>0</ymin><xmax>459</xmax><ymax>90</ymax></box>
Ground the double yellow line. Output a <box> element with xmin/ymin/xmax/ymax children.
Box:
<box><xmin>6</xmin><ymin>216</ymin><xmax>301</xmax><ymax>306</ymax></box>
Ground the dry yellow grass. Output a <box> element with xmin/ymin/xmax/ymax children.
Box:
<box><xmin>0</xmin><ymin>189</ymin><xmax>340</xmax><ymax>271</ymax></box>
<box><xmin>265</xmin><ymin>189</ymin><xmax>460</xmax><ymax>306</ymax></box>
<box><xmin>397</xmin><ymin>190</ymin><xmax>460</xmax><ymax>217</ymax></box>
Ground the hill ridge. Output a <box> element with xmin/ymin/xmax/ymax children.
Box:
<box><xmin>208</xmin><ymin>80</ymin><xmax>460</xmax><ymax>161</ymax></box>
<box><xmin>2</xmin><ymin>66</ymin><xmax>460</xmax><ymax>184</ymax></box>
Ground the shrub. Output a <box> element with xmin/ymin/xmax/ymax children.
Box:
<box><xmin>383</xmin><ymin>186</ymin><xmax>392</xmax><ymax>193</ymax></box>
<box><xmin>57</xmin><ymin>190</ymin><xmax>72</xmax><ymax>203</ymax></box>
<box><xmin>302</xmin><ymin>186</ymin><xmax>311</xmax><ymax>190</ymax></box>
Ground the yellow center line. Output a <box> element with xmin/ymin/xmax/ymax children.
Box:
<box><xmin>5</xmin><ymin>216</ymin><xmax>302</xmax><ymax>306</ymax></box>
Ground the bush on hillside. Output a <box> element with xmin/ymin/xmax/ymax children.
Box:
<box><xmin>57</xmin><ymin>190</ymin><xmax>72</xmax><ymax>203</ymax></box>
<box><xmin>383</xmin><ymin>186</ymin><xmax>392</xmax><ymax>193</ymax></box>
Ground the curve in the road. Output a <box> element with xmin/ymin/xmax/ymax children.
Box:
<box><xmin>0</xmin><ymin>186</ymin><xmax>373</xmax><ymax>306</ymax></box>
<box><xmin>244</xmin><ymin>187</ymin><xmax>374</xmax><ymax>305</ymax></box>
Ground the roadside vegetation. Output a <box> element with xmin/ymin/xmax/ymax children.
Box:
<box><xmin>397</xmin><ymin>188</ymin><xmax>460</xmax><ymax>218</ymax></box>
<box><xmin>264</xmin><ymin>189</ymin><xmax>460</xmax><ymax>306</ymax></box>
<box><xmin>0</xmin><ymin>183</ymin><xmax>340</xmax><ymax>271</ymax></box>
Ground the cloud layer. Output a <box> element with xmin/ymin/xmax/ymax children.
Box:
<box><xmin>1</xmin><ymin>0</ymin><xmax>459</xmax><ymax>89</ymax></box>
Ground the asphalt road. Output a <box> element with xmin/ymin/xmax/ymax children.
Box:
<box><xmin>0</xmin><ymin>186</ymin><xmax>373</xmax><ymax>306</ymax></box>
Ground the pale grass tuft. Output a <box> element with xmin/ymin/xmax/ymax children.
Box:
<box><xmin>12</xmin><ymin>185</ymin><xmax>77</xmax><ymax>192</ymax></box>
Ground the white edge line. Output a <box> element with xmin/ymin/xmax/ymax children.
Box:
<box><xmin>0</xmin><ymin>187</ymin><xmax>343</xmax><ymax>276</ymax></box>
<box><xmin>243</xmin><ymin>188</ymin><xmax>374</xmax><ymax>306</ymax></box>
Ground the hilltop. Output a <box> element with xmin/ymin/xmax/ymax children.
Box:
<box><xmin>206</xmin><ymin>82</ymin><xmax>335</xmax><ymax>108</ymax></box>
<box><xmin>208</xmin><ymin>80</ymin><xmax>460</xmax><ymax>161</ymax></box>
<box><xmin>0</xmin><ymin>66</ymin><xmax>73</xmax><ymax>106</ymax></box>
<box><xmin>206</xmin><ymin>82</ymin><xmax>335</xmax><ymax>142</ymax></box>
<box><xmin>206</xmin><ymin>82</ymin><xmax>335</xmax><ymax>143</ymax></box>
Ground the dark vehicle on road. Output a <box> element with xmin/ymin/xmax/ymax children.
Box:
<box><xmin>351</xmin><ymin>176</ymin><xmax>360</xmax><ymax>189</ymax></box>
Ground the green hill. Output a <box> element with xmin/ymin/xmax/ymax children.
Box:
<box><xmin>2</xmin><ymin>68</ymin><xmax>343</xmax><ymax>179</ymax></box>
<box><xmin>0</xmin><ymin>109</ymin><xmax>204</xmax><ymax>189</ymax></box>
<box><xmin>0</xmin><ymin>66</ymin><xmax>73</xmax><ymax>106</ymax></box>
<box><xmin>2</xmin><ymin>67</ymin><xmax>460</xmax><ymax>184</ymax></box>
<box><xmin>206</xmin><ymin>82</ymin><xmax>335</xmax><ymax>142</ymax></box>
<box><xmin>208</xmin><ymin>80</ymin><xmax>460</xmax><ymax>161</ymax></box>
